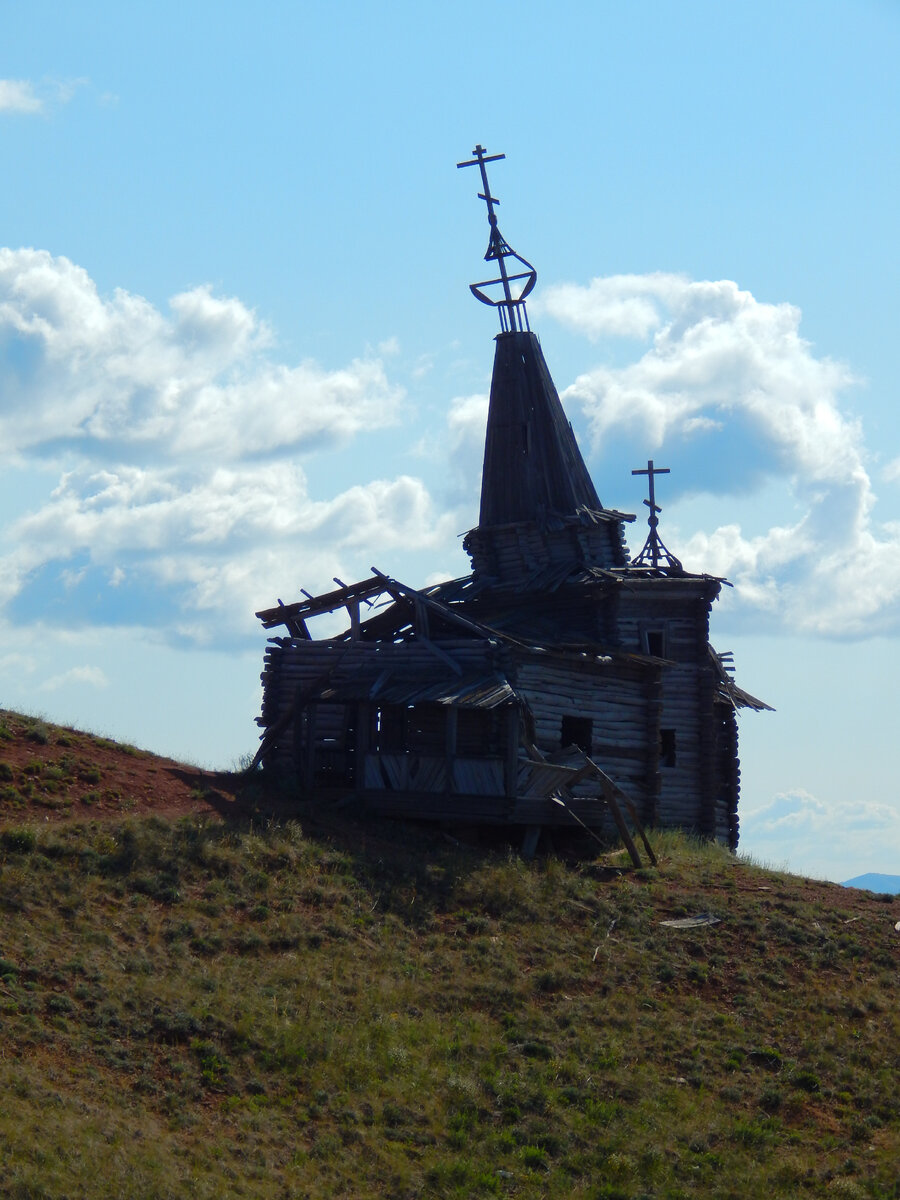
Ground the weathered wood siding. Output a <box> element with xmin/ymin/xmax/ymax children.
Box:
<box><xmin>257</xmin><ymin>566</ymin><xmax>744</xmax><ymax>842</ymax></box>
<box><xmin>604</xmin><ymin>575</ymin><xmax>742</xmax><ymax>840</ymax></box>
<box><xmin>513</xmin><ymin>653</ymin><xmax>655</xmax><ymax>829</ymax></box>
<box><xmin>258</xmin><ymin>636</ymin><xmax>502</xmax><ymax>777</ymax></box>
<box><xmin>465</xmin><ymin>520</ymin><xmax>627</xmax><ymax>588</ymax></box>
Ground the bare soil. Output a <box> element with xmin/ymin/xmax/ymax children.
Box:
<box><xmin>0</xmin><ymin>710</ymin><xmax>266</xmax><ymax>826</ymax></box>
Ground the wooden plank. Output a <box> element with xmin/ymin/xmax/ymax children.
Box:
<box><xmin>452</xmin><ymin>758</ymin><xmax>504</xmax><ymax>795</ymax></box>
<box><xmin>622</xmin><ymin>797</ymin><xmax>658</xmax><ymax>866</ymax></box>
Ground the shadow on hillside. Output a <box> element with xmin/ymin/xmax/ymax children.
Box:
<box><xmin>159</xmin><ymin>771</ymin><xmax>626</xmax><ymax>925</ymax></box>
<box><xmin>163</xmin><ymin>767</ymin><xmax>308</xmax><ymax>823</ymax></box>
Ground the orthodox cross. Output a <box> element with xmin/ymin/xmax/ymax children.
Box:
<box><xmin>457</xmin><ymin>144</ymin><xmax>537</xmax><ymax>333</ymax></box>
<box><xmin>630</xmin><ymin>459</ymin><xmax>683</xmax><ymax>572</ymax></box>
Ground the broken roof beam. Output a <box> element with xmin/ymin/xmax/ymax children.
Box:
<box><xmin>369</xmin><ymin>567</ymin><xmax>515</xmax><ymax>644</ymax></box>
<box><xmin>329</xmin><ymin>592</ymin><xmax>417</xmax><ymax>644</ymax></box>
<box><xmin>273</xmin><ymin>599</ymin><xmax>310</xmax><ymax>640</ymax></box>
<box><xmin>256</xmin><ymin>575</ymin><xmax>388</xmax><ymax>629</ymax></box>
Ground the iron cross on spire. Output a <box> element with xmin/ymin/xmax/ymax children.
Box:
<box><xmin>630</xmin><ymin>459</ymin><xmax>683</xmax><ymax>572</ymax></box>
<box><xmin>457</xmin><ymin>144</ymin><xmax>537</xmax><ymax>334</ymax></box>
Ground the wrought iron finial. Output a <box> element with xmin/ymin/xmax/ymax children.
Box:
<box><xmin>457</xmin><ymin>144</ymin><xmax>537</xmax><ymax>334</ymax></box>
<box><xmin>630</xmin><ymin>460</ymin><xmax>683</xmax><ymax>572</ymax></box>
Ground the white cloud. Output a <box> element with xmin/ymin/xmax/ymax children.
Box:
<box><xmin>0</xmin><ymin>78</ymin><xmax>86</xmax><ymax>114</ymax></box>
<box><xmin>0</xmin><ymin>249</ymin><xmax>460</xmax><ymax>643</ymax></box>
<box><xmin>5</xmin><ymin>460</ymin><xmax>456</xmax><ymax>638</ymax></box>
<box><xmin>0</xmin><ymin>80</ymin><xmax>42</xmax><ymax>114</ymax></box>
<box><xmin>548</xmin><ymin>275</ymin><xmax>858</xmax><ymax>481</ymax></box>
<box><xmin>0</xmin><ymin>250</ymin><xmax>403</xmax><ymax>458</ymax></box>
<box><xmin>543</xmin><ymin>272</ymin><xmax>900</xmax><ymax>635</ymax></box>
<box><xmin>535</xmin><ymin>272</ymin><xmax>689</xmax><ymax>339</ymax></box>
<box><xmin>41</xmin><ymin>665</ymin><xmax>109</xmax><ymax>692</ymax></box>
<box><xmin>740</xmin><ymin>787</ymin><xmax>900</xmax><ymax>881</ymax></box>
<box><xmin>443</xmin><ymin>393</ymin><xmax>488</xmax><ymax>505</ymax></box>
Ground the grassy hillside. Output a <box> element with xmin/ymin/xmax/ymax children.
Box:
<box><xmin>0</xmin><ymin>716</ymin><xmax>898</xmax><ymax>1199</ymax></box>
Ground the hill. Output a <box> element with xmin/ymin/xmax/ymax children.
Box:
<box><xmin>843</xmin><ymin>874</ymin><xmax>900</xmax><ymax>895</ymax></box>
<box><xmin>0</xmin><ymin>713</ymin><xmax>898</xmax><ymax>1199</ymax></box>
<box><xmin>0</xmin><ymin>708</ymin><xmax>261</xmax><ymax>826</ymax></box>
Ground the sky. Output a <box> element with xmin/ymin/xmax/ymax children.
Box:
<box><xmin>1</xmin><ymin>0</ymin><xmax>898</xmax><ymax>884</ymax></box>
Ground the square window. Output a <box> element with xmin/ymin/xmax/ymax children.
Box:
<box><xmin>561</xmin><ymin>715</ymin><xmax>593</xmax><ymax>757</ymax></box>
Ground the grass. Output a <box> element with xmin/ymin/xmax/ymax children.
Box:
<box><xmin>0</xmin><ymin>708</ymin><xmax>188</xmax><ymax>821</ymax></box>
<box><xmin>0</xmin><ymin>808</ymin><xmax>897</xmax><ymax>1199</ymax></box>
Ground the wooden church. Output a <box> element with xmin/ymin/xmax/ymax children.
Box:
<box><xmin>254</xmin><ymin>145</ymin><xmax>769</xmax><ymax>851</ymax></box>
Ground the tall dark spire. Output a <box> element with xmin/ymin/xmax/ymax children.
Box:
<box><xmin>457</xmin><ymin>144</ymin><xmax>537</xmax><ymax>334</ymax></box>
<box><xmin>479</xmin><ymin>331</ymin><xmax>602</xmax><ymax>527</ymax></box>
<box><xmin>459</xmin><ymin>144</ymin><xmax>631</xmax><ymax>577</ymax></box>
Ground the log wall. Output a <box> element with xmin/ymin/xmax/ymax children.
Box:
<box><xmin>257</xmin><ymin>567</ymin><xmax>743</xmax><ymax>845</ymax></box>
<box><xmin>513</xmin><ymin>654</ymin><xmax>654</xmax><ymax>828</ymax></box>
<box><xmin>258</xmin><ymin>636</ymin><xmax>497</xmax><ymax>774</ymax></box>
<box><xmin>464</xmin><ymin>517</ymin><xmax>627</xmax><ymax>588</ymax></box>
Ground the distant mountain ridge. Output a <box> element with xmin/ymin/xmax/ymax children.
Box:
<box><xmin>842</xmin><ymin>873</ymin><xmax>900</xmax><ymax>893</ymax></box>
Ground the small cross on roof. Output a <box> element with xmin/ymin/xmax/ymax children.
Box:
<box><xmin>630</xmin><ymin>459</ymin><xmax>683</xmax><ymax>572</ymax></box>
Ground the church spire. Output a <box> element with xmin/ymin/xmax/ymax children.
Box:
<box><xmin>458</xmin><ymin>144</ymin><xmax>630</xmax><ymax>575</ymax></box>
<box><xmin>457</xmin><ymin>144</ymin><xmax>537</xmax><ymax>334</ymax></box>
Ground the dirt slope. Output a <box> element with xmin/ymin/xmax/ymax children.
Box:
<box><xmin>0</xmin><ymin>709</ymin><xmax>257</xmax><ymax>825</ymax></box>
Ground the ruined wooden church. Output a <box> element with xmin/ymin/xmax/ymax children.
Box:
<box><xmin>255</xmin><ymin>145</ymin><xmax>769</xmax><ymax>850</ymax></box>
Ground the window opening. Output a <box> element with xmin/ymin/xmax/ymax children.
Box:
<box><xmin>375</xmin><ymin>705</ymin><xmax>406</xmax><ymax>753</ymax></box>
<box><xmin>457</xmin><ymin>708</ymin><xmax>496</xmax><ymax>757</ymax></box>
<box><xmin>560</xmin><ymin>715</ymin><xmax>593</xmax><ymax>757</ymax></box>
<box><xmin>660</xmin><ymin>728</ymin><xmax>677</xmax><ymax>768</ymax></box>
<box><xmin>644</xmin><ymin>629</ymin><xmax>666</xmax><ymax>658</ymax></box>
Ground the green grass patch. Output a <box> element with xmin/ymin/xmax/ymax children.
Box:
<box><xmin>0</xmin><ymin>815</ymin><xmax>896</xmax><ymax>1198</ymax></box>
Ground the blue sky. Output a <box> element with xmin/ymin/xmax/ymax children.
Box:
<box><xmin>1</xmin><ymin>0</ymin><xmax>899</xmax><ymax>883</ymax></box>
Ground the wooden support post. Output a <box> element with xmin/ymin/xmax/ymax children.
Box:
<box><xmin>583</xmin><ymin>755</ymin><xmax>647</xmax><ymax>869</ymax></box>
<box><xmin>445</xmin><ymin>707</ymin><xmax>458</xmax><ymax>796</ymax></box>
<box><xmin>603</xmin><ymin>785</ymin><xmax>643</xmax><ymax>869</ymax></box>
<box><xmin>504</xmin><ymin>707</ymin><xmax>520</xmax><ymax>805</ymax></box>
<box><xmin>412</xmin><ymin>595</ymin><xmax>430</xmax><ymax>638</ymax></box>
<box><xmin>356</xmin><ymin>702</ymin><xmax>371</xmax><ymax>788</ymax></box>
<box><xmin>521</xmin><ymin>825</ymin><xmax>541</xmax><ymax>860</ymax></box>
<box><xmin>623</xmin><ymin>797</ymin><xmax>658</xmax><ymax>866</ymax></box>
<box><xmin>347</xmin><ymin>599</ymin><xmax>361</xmax><ymax>640</ymax></box>
<box><xmin>302</xmin><ymin>702</ymin><xmax>317</xmax><ymax>797</ymax></box>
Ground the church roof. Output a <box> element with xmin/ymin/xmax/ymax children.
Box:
<box><xmin>479</xmin><ymin>329</ymin><xmax>607</xmax><ymax>528</ymax></box>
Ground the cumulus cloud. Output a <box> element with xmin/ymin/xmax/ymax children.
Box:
<box><xmin>740</xmin><ymin>788</ymin><xmax>900</xmax><ymax>881</ymax></box>
<box><xmin>542</xmin><ymin>273</ymin><xmax>900</xmax><ymax>635</ymax></box>
<box><xmin>536</xmin><ymin>272</ymin><xmax>688</xmax><ymax>340</ymax></box>
<box><xmin>0</xmin><ymin>80</ymin><xmax>42</xmax><ymax>114</ymax></box>
<box><xmin>442</xmin><ymin>393</ymin><xmax>488</xmax><ymax>506</ymax></box>
<box><xmin>41</xmin><ymin>665</ymin><xmax>109</xmax><ymax>692</ymax></box>
<box><xmin>0</xmin><ymin>250</ymin><xmax>402</xmax><ymax>457</ymax></box>
<box><xmin>0</xmin><ymin>250</ymin><xmax>457</xmax><ymax>642</ymax></box>
<box><xmin>0</xmin><ymin>78</ymin><xmax>86</xmax><ymax>114</ymax></box>
<box><xmin>3</xmin><ymin>461</ymin><xmax>456</xmax><ymax>637</ymax></box>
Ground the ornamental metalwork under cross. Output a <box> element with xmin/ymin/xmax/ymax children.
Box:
<box><xmin>457</xmin><ymin>144</ymin><xmax>537</xmax><ymax>333</ymax></box>
<box><xmin>630</xmin><ymin>459</ymin><xmax>683</xmax><ymax>572</ymax></box>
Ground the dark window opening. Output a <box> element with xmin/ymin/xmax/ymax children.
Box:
<box><xmin>312</xmin><ymin>703</ymin><xmax>355</xmax><ymax>784</ymax></box>
<box><xmin>405</xmin><ymin>704</ymin><xmax>445</xmax><ymax>754</ymax></box>
<box><xmin>374</xmin><ymin>705</ymin><xmax>407</xmax><ymax>752</ymax></box>
<box><xmin>457</xmin><ymin>708</ymin><xmax>497</xmax><ymax>757</ymax></box>
<box><xmin>561</xmin><ymin>715</ymin><xmax>593</xmax><ymax>757</ymax></box>
<box><xmin>660</xmin><ymin>728</ymin><xmax>677</xmax><ymax>768</ymax></box>
<box><xmin>644</xmin><ymin>629</ymin><xmax>666</xmax><ymax>657</ymax></box>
